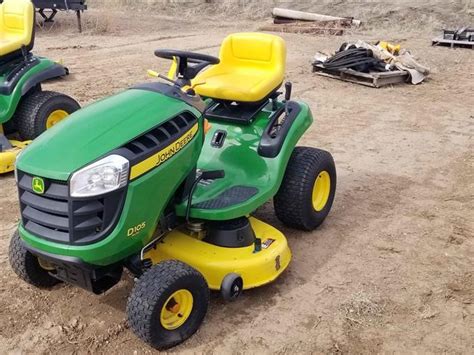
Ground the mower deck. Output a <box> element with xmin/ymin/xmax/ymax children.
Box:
<box><xmin>0</xmin><ymin>139</ymin><xmax>30</xmax><ymax>174</ymax></box>
<box><xmin>144</xmin><ymin>217</ymin><xmax>292</xmax><ymax>290</ymax></box>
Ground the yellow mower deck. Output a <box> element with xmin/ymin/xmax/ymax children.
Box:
<box><xmin>0</xmin><ymin>140</ymin><xmax>30</xmax><ymax>174</ymax></box>
<box><xmin>145</xmin><ymin>217</ymin><xmax>292</xmax><ymax>290</ymax></box>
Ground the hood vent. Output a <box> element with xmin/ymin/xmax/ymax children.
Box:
<box><xmin>116</xmin><ymin>111</ymin><xmax>198</xmax><ymax>165</ymax></box>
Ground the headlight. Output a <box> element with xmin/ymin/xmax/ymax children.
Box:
<box><xmin>70</xmin><ymin>155</ymin><xmax>129</xmax><ymax>198</ymax></box>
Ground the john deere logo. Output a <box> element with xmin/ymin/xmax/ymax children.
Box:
<box><xmin>32</xmin><ymin>177</ymin><xmax>45</xmax><ymax>194</ymax></box>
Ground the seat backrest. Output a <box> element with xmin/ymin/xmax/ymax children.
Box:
<box><xmin>219</xmin><ymin>32</ymin><xmax>286</xmax><ymax>76</ymax></box>
<box><xmin>0</xmin><ymin>0</ymin><xmax>34</xmax><ymax>49</ymax></box>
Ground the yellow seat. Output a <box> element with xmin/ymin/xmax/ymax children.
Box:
<box><xmin>0</xmin><ymin>0</ymin><xmax>34</xmax><ymax>57</ymax></box>
<box><xmin>194</xmin><ymin>32</ymin><xmax>286</xmax><ymax>103</ymax></box>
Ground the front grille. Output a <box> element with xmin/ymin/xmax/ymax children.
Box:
<box><xmin>18</xmin><ymin>171</ymin><xmax>126</xmax><ymax>245</ymax></box>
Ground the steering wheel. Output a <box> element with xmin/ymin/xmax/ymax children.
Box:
<box><xmin>155</xmin><ymin>49</ymin><xmax>220</xmax><ymax>65</ymax></box>
<box><xmin>154</xmin><ymin>49</ymin><xmax>220</xmax><ymax>83</ymax></box>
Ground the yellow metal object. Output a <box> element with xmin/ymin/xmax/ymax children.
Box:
<box><xmin>160</xmin><ymin>289</ymin><xmax>193</xmax><ymax>330</ymax></box>
<box><xmin>147</xmin><ymin>69</ymin><xmax>159</xmax><ymax>78</ymax></box>
<box><xmin>203</xmin><ymin>119</ymin><xmax>211</xmax><ymax>134</ymax></box>
<box><xmin>0</xmin><ymin>140</ymin><xmax>30</xmax><ymax>174</ymax></box>
<box><xmin>189</xmin><ymin>81</ymin><xmax>206</xmax><ymax>92</ymax></box>
<box><xmin>130</xmin><ymin>123</ymin><xmax>198</xmax><ymax>180</ymax></box>
<box><xmin>0</xmin><ymin>0</ymin><xmax>34</xmax><ymax>56</ymax></box>
<box><xmin>180</xmin><ymin>84</ymin><xmax>191</xmax><ymax>93</ymax></box>
<box><xmin>312</xmin><ymin>170</ymin><xmax>331</xmax><ymax>212</ymax></box>
<box><xmin>193</xmin><ymin>32</ymin><xmax>286</xmax><ymax>103</ymax></box>
<box><xmin>145</xmin><ymin>217</ymin><xmax>292</xmax><ymax>290</ymax></box>
<box><xmin>378</xmin><ymin>41</ymin><xmax>401</xmax><ymax>55</ymax></box>
<box><xmin>46</xmin><ymin>109</ymin><xmax>69</xmax><ymax>129</ymax></box>
<box><xmin>167</xmin><ymin>56</ymin><xmax>178</xmax><ymax>80</ymax></box>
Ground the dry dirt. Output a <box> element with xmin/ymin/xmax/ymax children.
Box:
<box><xmin>0</xmin><ymin>7</ymin><xmax>473</xmax><ymax>354</ymax></box>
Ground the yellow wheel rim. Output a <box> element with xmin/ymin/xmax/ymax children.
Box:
<box><xmin>46</xmin><ymin>109</ymin><xmax>69</xmax><ymax>129</ymax></box>
<box><xmin>312</xmin><ymin>171</ymin><xmax>331</xmax><ymax>212</ymax></box>
<box><xmin>160</xmin><ymin>289</ymin><xmax>193</xmax><ymax>330</ymax></box>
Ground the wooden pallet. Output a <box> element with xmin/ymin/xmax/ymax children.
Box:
<box><xmin>312</xmin><ymin>64</ymin><xmax>409</xmax><ymax>88</ymax></box>
<box><xmin>432</xmin><ymin>37</ymin><xmax>474</xmax><ymax>49</ymax></box>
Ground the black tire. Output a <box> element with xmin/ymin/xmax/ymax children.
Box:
<box><xmin>16</xmin><ymin>90</ymin><xmax>80</xmax><ymax>140</ymax></box>
<box><xmin>274</xmin><ymin>147</ymin><xmax>336</xmax><ymax>230</ymax></box>
<box><xmin>3</xmin><ymin>118</ymin><xmax>17</xmax><ymax>135</ymax></box>
<box><xmin>220</xmin><ymin>273</ymin><xmax>243</xmax><ymax>302</ymax></box>
<box><xmin>127</xmin><ymin>260</ymin><xmax>209</xmax><ymax>350</ymax></box>
<box><xmin>8</xmin><ymin>229</ymin><xmax>61</xmax><ymax>288</ymax></box>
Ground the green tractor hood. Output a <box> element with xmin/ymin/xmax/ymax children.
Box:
<box><xmin>16</xmin><ymin>88</ymin><xmax>200</xmax><ymax>180</ymax></box>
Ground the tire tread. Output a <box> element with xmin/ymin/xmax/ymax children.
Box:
<box><xmin>8</xmin><ymin>230</ymin><xmax>60</xmax><ymax>288</ymax></box>
<box><xmin>274</xmin><ymin>147</ymin><xmax>336</xmax><ymax>230</ymax></box>
<box><xmin>16</xmin><ymin>91</ymin><xmax>80</xmax><ymax>140</ymax></box>
<box><xmin>127</xmin><ymin>260</ymin><xmax>209</xmax><ymax>349</ymax></box>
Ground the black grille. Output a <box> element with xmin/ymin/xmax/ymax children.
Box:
<box><xmin>18</xmin><ymin>172</ymin><xmax>126</xmax><ymax>245</ymax></box>
<box><xmin>116</xmin><ymin>111</ymin><xmax>198</xmax><ymax>166</ymax></box>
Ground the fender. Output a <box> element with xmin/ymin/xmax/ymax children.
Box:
<box><xmin>21</xmin><ymin>63</ymin><xmax>68</xmax><ymax>95</ymax></box>
<box><xmin>174</xmin><ymin>101</ymin><xmax>313</xmax><ymax>220</ymax></box>
<box><xmin>0</xmin><ymin>58</ymin><xmax>40</xmax><ymax>96</ymax></box>
<box><xmin>0</xmin><ymin>59</ymin><xmax>68</xmax><ymax>124</ymax></box>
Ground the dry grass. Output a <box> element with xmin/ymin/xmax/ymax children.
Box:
<box><xmin>35</xmin><ymin>11</ymin><xmax>116</xmax><ymax>35</ymax></box>
<box><xmin>89</xmin><ymin>0</ymin><xmax>270</xmax><ymax>20</ymax></box>
<box><xmin>418</xmin><ymin>305</ymin><xmax>440</xmax><ymax>320</ymax></box>
<box><xmin>83</xmin><ymin>11</ymin><xmax>114</xmax><ymax>34</ymax></box>
<box><xmin>83</xmin><ymin>0</ymin><xmax>474</xmax><ymax>33</ymax></box>
<box><xmin>341</xmin><ymin>291</ymin><xmax>387</xmax><ymax>327</ymax></box>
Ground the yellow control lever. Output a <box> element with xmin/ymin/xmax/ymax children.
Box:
<box><xmin>147</xmin><ymin>69</ymin><xmax>159</xmax><ymax>78</ymax></box>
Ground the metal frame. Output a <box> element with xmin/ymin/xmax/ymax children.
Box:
<box><xmin>432</xmin><ymin>28</ymin><xmax>474</xmax><ymax>49</ymax></box>
<box><xmin>33</xmin><ymin>0</ymin><xmax>87</xmax><ymax>32</ymax></box>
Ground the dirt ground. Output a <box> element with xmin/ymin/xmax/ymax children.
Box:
<box><xmin>0</xmin><ymin>7</ymin><xmax>473</xmax><ymax>354</ymax></box>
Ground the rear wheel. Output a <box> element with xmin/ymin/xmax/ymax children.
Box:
<box><xmin>8</xmin><ymin>229</ymin><xmax>61</xmax><ymax>288</ymax></box>
<box><xmin>16</xmin><ymin>91</ymin><xmax>80</xmax><ymax>140</ymax></box>
<box><xmin>127</xmin><ymin>260</ymin><xmax>209</xmax><ymax>350</ymax></box>
<box><xmin>274</xmin><ymin>147</ymin><xmax>336</xmax><ymax>230</ymax></box>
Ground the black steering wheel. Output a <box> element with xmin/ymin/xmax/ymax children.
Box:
<box><xmin>155</xmin><ymin>49</ymin><xmax>220</xmax><ymax>65</ymax></box>
<box><xmin>154</xmin><ymin>49</ymin><xmax>220</xmax><ymax>83</ymax></box>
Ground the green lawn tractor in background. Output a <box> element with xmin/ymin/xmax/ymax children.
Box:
<box><xmin>0</xmin><ymin>0</ymin><xmax>80</xmax><ymax>174</ymax></box>
<box><xmin>9</xmin><ymin>32</ymin><xmax>336</xmax><ymax>349</ymax></box>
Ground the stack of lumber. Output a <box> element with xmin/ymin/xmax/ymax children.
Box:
<box><xmin>260</xmin><ymin>8</ymin><xmax>361</xmax><ymax>36</ymax></box>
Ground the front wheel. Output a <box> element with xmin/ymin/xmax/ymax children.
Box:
<box><xmin>127</xmin><ymin>260</ymin><xmax>209</xmax><ymax>350</ymax></box>
<box><xmin>274</xmin><ymin>147</ymin><xmax>336</xmax><ymax>230</ymax></box>
<box><xmin>9</xmin><ymin>230</ymin><xmax>61</xmax><ymax>288</ymax></box>
<box><xmin>16</xmin><ymin>90</ymin><xmax>81</xmax><ymax>140</ymax></box>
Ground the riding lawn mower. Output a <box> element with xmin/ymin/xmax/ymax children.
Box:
<box><xmin>0</xmin><ymin>0</ymin><xmax>80</xmax><ymax>174</ymax></box>
<box><xmin>9</xmin><ymin>32</ymin><xmax>337</xmax><ymax>349</ymax></box>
